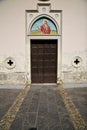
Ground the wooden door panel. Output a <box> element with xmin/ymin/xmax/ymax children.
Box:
<box><xmin>31</xmin><ymin>40</ymin><xmax>57</xmax><ymax>83</ymax></box>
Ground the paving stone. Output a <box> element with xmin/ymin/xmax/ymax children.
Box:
<box><xmin>28</xmin><ymin>103</ymin><xmax>39</xmax><ymax>112</ymax></box>
<box><xmin>62</xmin><ymin>119</ymin><xmax>75</xmax><ymax>130</ymax></box>
<box><xmin>1</xmin><ymin>85</ymin><xmax>76</xmax><ymax>130</ymax></box>
<box><xmin>1</xmin><ymin>84</ymin><xmax>87</xmax><ymax>130</ymax></box>
<box><xmin>56</xmin><ymin>99</ymin><xmax>65</xmax><ymax>106</ymax></box>
<box><xmin>49</xmin><ymin>125</ymin><xmax>62</xmax><ymax>130</ymax></box>
<box><xmin>22</xmin><ymin>124</ymin><xmax>30</xmax><ymax>130</ymax></box>
<box><xmin>24</xmin><ymin>112</ymin><xmax>37</xmax><ymax>126</ymax></box>
<box><xmin>48</xmin><ymin>103</ymin><xmax>58</xmax><ymax>113</ymax></box>
<box><xmin>66</xmin><ymin>87</ymin><xmax>87</xmax><ymax>123</ymax></box>
<box><xmin>39</xmin><ymin>93</ymin><xmax>47</xmax><ymax>103</ymax></box>
<box><xmin>38</xmin><ymin>104</ymin><xmax>48</xmax><ymax>117</ymax></box>
<box><xmin>0</xmin><ymin>108</ymin><xmax>9</xmax><ymax>120</ymax></box>
<box><xmin>59</xmin><ymin>112</ymin><xmax>70</xmax><ymax>120</ymax></box>
<box><xmin>10</xmin><ymin>114</ymin><xmax>24</xmax><ymax>130</ymax></box>
<box><xmin>0</xmin><ymin>89</ymin><xmax>21</xmax><ymax>120</ymax></box>
<box><xmin>57</xmin><ymin>105</ymin><xmax>68</xmax><ymax>114</ymax></box>
<box><xmin>48</xmin><ymin>96</ymin><xmax>56</xmax><ymax>104</ymax></box>
<box><xmin>37</xmin><ymin>116</ymin><xmax>49</xmax><ymax>130</ymax></box>
<box><xmin>48</xmin><ymin>112</ymin><xmax>60</xmax><ymax>128</ymax></box>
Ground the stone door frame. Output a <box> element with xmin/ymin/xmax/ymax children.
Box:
<box><xmin>25</xmin><ymin>3</ymin><xmax>62</xmax><ymax>84</ymax></box>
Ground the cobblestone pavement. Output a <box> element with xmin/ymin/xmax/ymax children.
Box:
<box><xmin>66</xmin><ymin>87</ymin><xmax>87</xmax><ymax>123</ymax></box>
<box><xmin>9</xmin><ymin>85</ymin><xmax>75</xmax><ymax>130</ymax></box>
<box><xmin>0</xmin><ymin>88</ymin><xmax>21</xmax><ymax>121</ymax></box>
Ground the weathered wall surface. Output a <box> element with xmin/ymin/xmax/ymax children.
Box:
<box><xmin>0</xmin><ymin>0</ymin><xmax>87</xmax><ymax>84</ymax></box>
<box><xmin>62</xmin><ymin>51</ymin><xmax>87</xmax><ymax>83</ymax></box>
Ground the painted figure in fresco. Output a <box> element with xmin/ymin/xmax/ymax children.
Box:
<box><xmin>39</xmin><ymin>20</ymin><xmax>51</xmax><ymax>34</ymax></box>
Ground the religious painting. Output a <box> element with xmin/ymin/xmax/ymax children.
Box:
<box><xmin>30</xmin><ymin>17</ymin><xmax>58</xmax><ymax>35</ymax></box>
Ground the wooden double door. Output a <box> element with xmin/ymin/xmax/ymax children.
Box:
<box><xmin>31</xmin><ymin>40</ymin><xmax>57</xmax><ymax>83</ymax></box>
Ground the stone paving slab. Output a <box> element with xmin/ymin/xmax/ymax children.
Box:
<box><xmin>9</xmin><ymin>85</ymin><xmax>75</xmax><ymax>130</ymax></box>
<box><xmin>0</xmin><ymin>89</ymin><xmax>21</xmax><ymax>121</ymax></box>
<box><xmin>66</xmin><ymin>87</ymin><xmax>87</xmax><ymax>123</ymax></box>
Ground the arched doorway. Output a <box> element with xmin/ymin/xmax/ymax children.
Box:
<box><xmin>30</xmin><ymin>16</ymin><xmax>58</xmax><ymax>83</ymax></box>
<box><xmin>26</xmin><ymin>4</ymin><xmax>62</xmax><ymax>84</ymax></box>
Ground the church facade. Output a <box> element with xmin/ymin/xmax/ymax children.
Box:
<box><xmin>0</xmin><ymin>0</ymin><xmax>87</xmax><ymax>85</ymax></box>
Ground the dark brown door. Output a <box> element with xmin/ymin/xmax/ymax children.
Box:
<box><xmin>31</xmin><ymin>40</ymin><xmax>57</xmax><ymax>83</ymax></box>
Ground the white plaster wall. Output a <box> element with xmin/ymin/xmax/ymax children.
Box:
<box><xmin>0</xmin><ymin>0</ymin><xmax>37</xmax><ymax>72</ymax></box>
<box><xmin>52</xmin><ymin>0</ymin><xmax>87</xmax><ymax>51</ymax></box>
<box><xmin>52</xmin><ymin>0</ymin><xmax>87</xmax><ymax>82</ymax></box>
<box><xmin>0</xmin><ymin>0</ymin><xmax>87</xmax><ymax>83</ymax></box>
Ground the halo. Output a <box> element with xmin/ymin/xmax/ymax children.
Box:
<box><xmin>43</xmin><ymin>20</ymin><xmax>48</xmax><ymax>24</ymax></box>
